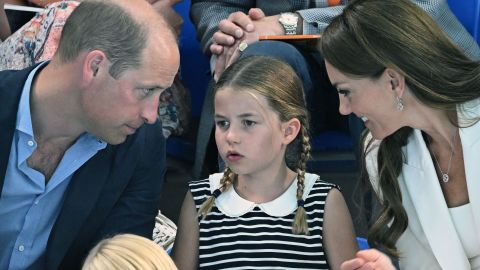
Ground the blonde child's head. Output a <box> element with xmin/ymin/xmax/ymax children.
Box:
<box><xmin>82</xmin><ymin>234</ymin><xmax>178</xmax><ymax>270</ymax></box>
<box><xmin>199</xmin><ymin>56</ymin><xmax>311</xmax><ymax>235</ymax></box>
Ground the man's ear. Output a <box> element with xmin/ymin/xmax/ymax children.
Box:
<box><xmin>386</xmin><ymin>68</ymin><xmax>405</xmax><ymax>97</ymax></box>
<box><xmin>83</xmin><ymin>50</ymin><xmax>107</xmax><ymax>83</ymax></box>
<box><xmin>282</xmin><ymin>118</ymin><xmax>301</xmax><ymax>145</ymax></box>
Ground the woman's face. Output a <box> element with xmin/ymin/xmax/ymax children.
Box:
<box><xmin>325</xmin><ymin>61</ymin><xmax>405</xmax><ymax>139</ymax></box>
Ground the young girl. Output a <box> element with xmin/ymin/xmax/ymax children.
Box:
<box><xmin>173</xmin><ymin>56</ymin><xmax>358</xmax><ymax>270</ymax></box>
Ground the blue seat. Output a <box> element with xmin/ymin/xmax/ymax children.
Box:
<box><xmin>447</xmin><ymin>0</ymin><xmax>480</xmax><ymax>44</ymax></box>
<box><xmin>166</xmin><ymin>0</ymin><xmax>211</xmax><ymax>162</ymax></box>
<box><xmin>357</xmin><ymin>237</ymin><xmax>369</xmax><ymax>250</ymax></box>
<box><xmin>174</xmin><ymin>1</ymin><xmax>211</xmax><ymax>119</ymax></box>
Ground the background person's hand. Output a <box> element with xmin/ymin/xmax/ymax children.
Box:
<box><xmin>213</xmin><ymin>27</ymin><xmax>259</xmax><ymax>81</ymax></box>
<box><xmin>248</xmin><ymin>8</ymin><xmax>284</xmax><ymax>37</ymax></box>
<box><xmin>210</xmin><ymin>11</ymin><xmax>255</xmax><ymax>56</ymax></box>
<box><xmin>341</xmin><ymin>249</ymin><xmax>395</xmax><ymax>270</ymax></box>
<box><xmin>209</xmin><ymin>8</ymin><xmax>284</xmax><ymax>56</ymax></box>
<box><xmin>213</xmin><ymin>8</ymin><xmax>280</xmax><ymax>80</ymax></box>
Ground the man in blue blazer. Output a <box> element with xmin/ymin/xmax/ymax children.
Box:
<box><xmin>0</xmin><ymin>0</ymin><xmax>179</xmax><ymax>269</ymax></box>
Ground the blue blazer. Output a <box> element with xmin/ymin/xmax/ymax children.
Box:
<box><xmin>0</xmin><ymin>65</ymin><xmax>166</xmax><ymax>269</ymax></box>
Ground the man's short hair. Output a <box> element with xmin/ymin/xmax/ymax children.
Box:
<box><xmin>56</xmin><ymin>0</ymin><xmax>147</xmax><ymax>79</ymax></box>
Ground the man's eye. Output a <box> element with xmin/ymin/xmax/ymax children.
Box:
<box><xmin>140</xmin><ymin>88</ymin><xmax>155</xmax><ymax>96</ymax></box>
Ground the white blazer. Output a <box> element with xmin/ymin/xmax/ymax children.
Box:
<box><xmin>365</xmin><ymin>100</ymin><xmax>480</xmax><ymax>269</ymax></box>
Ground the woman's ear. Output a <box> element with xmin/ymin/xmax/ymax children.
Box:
<box><xmin>386</xmin><ymin>68</ymin><xmax>405</xmax><ymax>97</ymax></box>
<box><xmin>282</xmin><ymin>118</ymin><xmax>301</xmax><ymax>145</ymax></box>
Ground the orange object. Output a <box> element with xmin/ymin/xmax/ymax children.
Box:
<box><xmin>328</xmin><ymin>0</ymin><xmax>342</xmax><ymax>6</ymax></box>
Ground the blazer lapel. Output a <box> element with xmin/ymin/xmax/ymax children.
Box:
<box><xmin>459</xmin><ymin>100</ymin><xmax>480</xmax><ymax>247</ymax></box>
<box><xmin>400</xmin><ymin>129</ymin><xmax>469</xmax><ymax>269</ymax></box>
<box><xmin>0</xmin><ymin>96</ymin><xmax>17</xmax><ymax>195</ymax></box>
<box><xmin>45</xmin><ymin>145</ymin><xmax>115</xmax><ymax>269</ymax></box>
<box><xmin>0</xmin><ymin>67</ymin><xmax>37</xmax><ymax>195</ymax></box>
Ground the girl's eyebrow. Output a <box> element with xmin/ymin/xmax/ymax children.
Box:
<box><xmin>238</xmin><ymin>113</ymin><xmax>257</xmax><ymax>118</ymax></box>
<box><xmin>214</xmin><ymin>112</ymin><xmax>259</xmax><ymax>118</ymax></box>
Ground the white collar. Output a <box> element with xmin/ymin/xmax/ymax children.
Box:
<box><xmin>208</xmin><ymin>172</ymin><xmax>320</xmax><ymax>217</ymax></box>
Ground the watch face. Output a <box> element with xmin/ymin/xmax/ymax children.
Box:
<box><xmin>281</xmin><ymin>16</ymin><xmax>297</xmax><ymax>24</ymax></box>
<box><xmin>280</xmin><ymin>13</ymin><xmax>298</xmax><ymax>26</ymax></box>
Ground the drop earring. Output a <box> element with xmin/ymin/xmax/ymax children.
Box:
<box><xmin>395</xmin><ymin>96</ymin><xmax>404</xmax><ymax>111</ymax></box>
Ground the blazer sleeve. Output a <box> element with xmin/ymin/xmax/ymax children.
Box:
<box><xmin>412</xmin><ymin>0</ymin><xmax>480</xmax><ymax>59</ymax></box>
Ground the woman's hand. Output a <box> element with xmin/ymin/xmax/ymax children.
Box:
<box><xmin>341</xmin><ymin>249</ymin><xmax>396</xmax><ymax>270</ymax></box>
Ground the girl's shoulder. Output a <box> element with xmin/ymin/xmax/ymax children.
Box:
<box><xmin>305</xmin><ymin>172</ymin><xmax>339</xmax><ymax>194</ymax></box>
<box><xmin>188</xmin><ymin>173</ymin><xmax>223</xmax><ymax>191</ymax></box>
<box><xmin>188</xmin><ymin>173</ymin><xmax>223</xmax><ymax>207</ymax></box>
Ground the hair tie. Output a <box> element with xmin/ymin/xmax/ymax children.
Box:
<box><xmin>297</xmin><ymin>199</ymin><xmax>305</xmax><ymax>207</ymax></box>
<box><xmin>212</xmin><ymin>189</ymin><xmax>222</xmax><ymax>198</ymax></box>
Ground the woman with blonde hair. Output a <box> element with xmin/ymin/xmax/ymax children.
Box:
<box><xmin>82</xmin><ymin>234</ymin><xmax>178</xmax><ymax>270</ymax></box>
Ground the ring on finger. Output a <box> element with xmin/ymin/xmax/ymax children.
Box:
<box><xmin>238</xmin><ymin>41</ymin><xmax>248</xmax><ymax>52</ymax></box>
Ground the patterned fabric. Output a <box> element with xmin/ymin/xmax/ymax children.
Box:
<box><xmin>0</xmin><ymin>1</ymin><xmax>77</xmax><ymax>69</ymax></box>
<box><xmin>159</xmin><ymin>76</ymin><xmax>191</xmax><ymax>138</ymax></box>
<box><xmin>189</xmin><ymin>173</ymin><xmax>338</xmax><ymax>270</ymax></box>
<box><xmin>0</xmin><ymin>1</ymin><xmax>191</xmax><ymax>138</ymax></box>
<box><xmin>190</xmin><ymin>0</ymin><xmax>480</xmax><ymax>60</ymax></box>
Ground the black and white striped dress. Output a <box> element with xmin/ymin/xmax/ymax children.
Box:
<box><xmin>189</xmin><ymin>172</ymin><xmax>338</xmax><ymax>270</ymax></box>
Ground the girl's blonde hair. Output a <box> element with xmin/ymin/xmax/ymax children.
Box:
<box><xmin>199</xmin><ymin>56</ymin><xmax>312</xmax><ymax>235</ymax></box>
<box><xmin>82</xmin><ymin>234</ymin><xmax>178</xmax><ymax>270</ymax></box>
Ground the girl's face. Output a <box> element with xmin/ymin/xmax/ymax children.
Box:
<box><xmin>325</xmin><ymin>61</ymin><xmax>405</xmax><ymax>139</ymax></box>
<box><xmin>214</xmin><ymin>87</ymin><xmax>292</xmax><ymax>176</ymax></box>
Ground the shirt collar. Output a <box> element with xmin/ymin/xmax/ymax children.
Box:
<box><xmin>210</xmin><ymin>172</ymin><xmax>319</xmax><ymax>217</ymax></box>
<box><xmin>16</xmin><ymin>62</ymin><xmax>48</xmax><ymax>136</ymax></box>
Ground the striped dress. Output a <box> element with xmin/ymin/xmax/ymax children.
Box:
<box><xmin>189</xmin><ymin>172</ymin><xmax>338</xmax><ymax>270</ymax></box>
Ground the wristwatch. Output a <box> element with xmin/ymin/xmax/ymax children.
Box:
<box><xmin>279</xmin><ymin>12</ymin><xmax>299</xmax><ymax>35</ymax></box>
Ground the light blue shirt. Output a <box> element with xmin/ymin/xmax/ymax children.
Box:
<box><xmin>0</xmin><ymin>63</ymin><xmax>107</xmax><ymax>270</ymax></box>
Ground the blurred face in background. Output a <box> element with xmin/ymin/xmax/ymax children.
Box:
<box><xmin>146</xmin><ymin>0</ymin><xmax>183</xmax><ymax>36</ymax></box>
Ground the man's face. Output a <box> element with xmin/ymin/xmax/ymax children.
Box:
<box><xmin>81</xmin><ymin>36</ymin><xmax>179</xmax><ymax>145</ymax></box>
